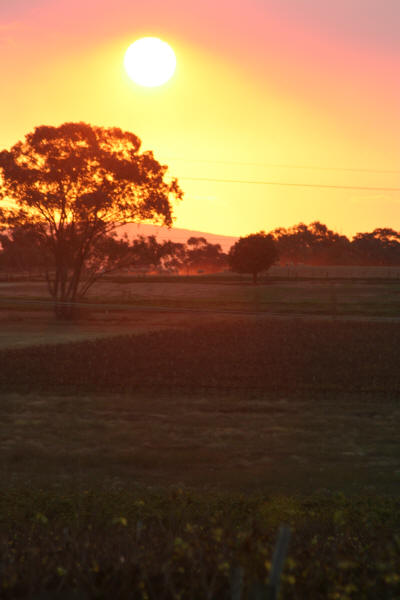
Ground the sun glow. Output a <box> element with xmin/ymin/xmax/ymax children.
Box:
<box><xmin>124</xmin><ymin>37</ymin><xmax>176</xmax><ymax>87</ymax></box>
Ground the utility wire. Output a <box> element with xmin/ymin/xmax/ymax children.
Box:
<box><xmin>179</xmin><ymin>176</ymin><xmax>400</xmax><ymax>192</ymax></box>
<box><xmin>166</xmin><ymin>157</ymin><xmax>400</xmax><ymax>175</ymax></box>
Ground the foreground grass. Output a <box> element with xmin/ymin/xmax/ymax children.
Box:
<box><xmin>1</xmin><ymin>319</ymin><xmax>400</xmax><ymax>494</ymax></box>
<box><xmin>1</xmin><ymin>319</ymin><xmax>400</xmax><ymax>597</ymax></box>
<box><xmin>1</xmin><ymin>486</ymin><xmax>399</xmax><ymax>599</ymax></box>
<box><xmin>1</xmin><ymin>389</ymin><xmax>399</xmax><ymax>495</ymax></box>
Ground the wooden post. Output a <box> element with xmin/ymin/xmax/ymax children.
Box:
<box><xmin>248</xmin><ymin>525</ymin><xmax>291</xmax><ymax>600</ymax></box>
<box><xmin>267</xmin><ymin>525</ymin><xmax>291</xmax><ymax>599</ymax></box>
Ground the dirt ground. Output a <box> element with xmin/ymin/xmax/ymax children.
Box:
<box><xmin>3</xmin><ymin>306</ymin><xmax>400</xmax><ymax>350</ymax></box>
<box><xmin>0</xmin><ymin>309</ymin><xmax>199</xmax><ymax>349</ymax></box>
<box><xmin>0</xmin><ymin>307</ymin><xmax>286</xmax><ymax>349</ymax></box>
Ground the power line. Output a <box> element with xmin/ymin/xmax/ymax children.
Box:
<box><xmin>166</xmin><ymin>157</ymin><xmax>400</xmax><ymax>175</ymax></box>
<box><xmin>179</xmin><ymin>176</ymin><xmax>400</xmax><ymax>192</ymax></box>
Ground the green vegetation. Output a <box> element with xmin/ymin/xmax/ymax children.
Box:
<box><xmin>1</xmin><ymin>486</ymin><xmax>399</xmax><ymax>599</ymax></box>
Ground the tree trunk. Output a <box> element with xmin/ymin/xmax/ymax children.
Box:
<box><xmin>253</xmin><ymin>271</ymin><xmax>258</xmax><ymax>285</ymax></box>
<box><xmin>54</xmin><ymin>298</ymin><xmax>76</xmax><ymax>320</ymax></box>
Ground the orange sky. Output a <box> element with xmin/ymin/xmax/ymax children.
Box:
<box><xmin>1</xmin><ymin>0</ymin><xmax>399</xmax><ymax>239</ymax></box>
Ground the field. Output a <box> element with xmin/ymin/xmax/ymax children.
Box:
<box><xmin>1</xmin><ymin>273</ymin><xmax>400</xmax><ymax>598</ymax></box>
<box><xmin>2</xmin><ymin>268</ymin><xmax>400</xmax><ymax>322</ymax></box>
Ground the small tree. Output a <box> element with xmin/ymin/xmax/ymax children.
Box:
<box><xmin>228</xmin><ymin>231</ymin><xmax>278</xmax><ymax>284</ymax></box>
<box><xmin>0</xmin><ymin>122</ymin><xmax>182</xmax><ymax>318</ymax></box>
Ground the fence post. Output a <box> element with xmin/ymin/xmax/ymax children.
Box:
<box><xmin>267</xmin><ymin>525</ymin><xmax>291</xmax><ymax>599</ymax></box>
<box><xmin>230</xmin><ymin>565</ymin><xmax>244</xmax><ymax>600</ymax></box>
<box><xmin>248</xmin><ymin>525</ymin><xmax>291</xmax><ymax>600</ymax></box>
<box><xmin>330</xmin><ymin>282</ymin><xmax>337</xmax><ymax>320</ymax></box>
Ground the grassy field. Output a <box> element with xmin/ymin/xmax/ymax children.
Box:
<box><xmin>1</xmin><ymin>318</ymin><xmax>400</xmax><ymax>494</ymax></box>
<box><xmin>2</xmin><ymin>271</ymin><xmax>400</xmax><ymax>318</ymax></box>
<box><xmin>1</xmin><ymin>278</ymin><xmax>400</xmax><ymax>598</ymax></box>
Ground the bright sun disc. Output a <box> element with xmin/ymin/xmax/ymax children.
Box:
<box><xmin>124</xmin><ymin>37</ymin><xmax>176</xmax><ymax>87</ymax></box>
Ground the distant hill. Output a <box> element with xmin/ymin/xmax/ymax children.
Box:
<box><xmin>118</xmin><ymin>223</ymin><xmax>238</xmax><ymax>252</ymax></box>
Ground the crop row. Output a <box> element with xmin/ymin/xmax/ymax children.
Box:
<box><xmin>1</xmin><ymin>319</ymin><xmax>400</xmax><ymax>395</ymax></box>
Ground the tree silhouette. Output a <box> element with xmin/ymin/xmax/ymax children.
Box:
<box><xmin>0</xmin><ymin>224</ymin><xmax>46</xmax><ymax>276</ymax></box>
<box><xmin>0</xmin><ymin>122</ymin><xmax>182</xmax><ymax>318</ymax></box>
<box><xmin>185</xmin><ymin>237</ymin><xmax>227</xmax><ymax>274</ymax></box>
<box><xmin>128</xmin><ymin>235</ymin><xmax>183</xmax><ymax>273</ymax></box>
<box><xmin>271</xmin><ymin>222</ymin><xmax>353</xmax><ymax>265</ymax></box>
<box><xmin>352</xmin><ymin>228</ymin><xmax>400</xmax><ymax>266</ymax></box>
<box><xmin>228</xmin><ymin>232</ymin><xmax>278</xmax><ymax>284</ymax></box>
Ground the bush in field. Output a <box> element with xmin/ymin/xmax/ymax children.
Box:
<box><xmin>228</xmin><ymin>232</ymin><xmax>278</xmax><ymax>284</ymax></box>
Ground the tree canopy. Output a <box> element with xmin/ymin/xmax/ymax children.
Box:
<box><xmin>0</xmin><ymin>122</ymin><xmax>182</xmax><ymax>317</ymax></box>
<box><xmin>270</xmin><ymin>222</ymin><xmax>400</xmax><ymax>266</ymax></box>
<box><xmin>271</xmin><ymin>221</ymin><xmax>352</xmax><ymax>265</ymax></box>
<box><xmin>228</xmin><ymin>232</ymin><xmax>279</xmax><ymax>283</ymax></box>
<box><xmin>185</xmin><ymin>237</ymin><xmax>227</xmax><ymax>274</ymax></box>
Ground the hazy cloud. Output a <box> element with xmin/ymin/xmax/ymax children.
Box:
<box><xmin>257</xmin><ymin>0</ymin><xmax>400</xmax><ymax>53</ymax></box>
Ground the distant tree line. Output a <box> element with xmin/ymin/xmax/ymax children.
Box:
<box><xmin>2</xmin><ymin>221</ymin><xmax>400</xmax><ymax>280</ymax></box>
<box><xmin>0</xmin><ymin>227</ymin><xmax>228</xmax><ymax>276</ymax></box>
<box><xmin>271</xmin><ymin>222</ymin><xmax>400</xmax><ymax>266</ymax></box>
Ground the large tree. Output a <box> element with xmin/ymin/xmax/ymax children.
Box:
<box><xmin>0</xmin><ymin>122</ymin><xmax>182</xmax><ymax>318</ymax></box>
<box><xmin>228</xmin><ymin>232</ymin><xmax>279</xmax><ymax>284</ymax></box>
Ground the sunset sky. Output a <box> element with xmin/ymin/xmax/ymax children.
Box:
<box><xmin>1</xmin><ymin>0</ymin><xmax>399</xmax><ymax>240</ymax></box>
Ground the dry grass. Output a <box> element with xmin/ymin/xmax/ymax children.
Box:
<box><xmin>1</xmin><ymin>275</ymin><xmax>400</xmax><ymax>324</ymax></box>
<box><xmin>1</xmin><ymin>388</ymin><xmax>399</xmax><ymax>494</ymax></box>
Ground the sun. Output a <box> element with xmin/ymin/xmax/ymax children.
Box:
<box><xmin>124</xmin><ymin>37</ymin><xmax>176</xmax><ymax>87</ymax></box>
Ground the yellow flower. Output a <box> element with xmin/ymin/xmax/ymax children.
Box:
<box><xmin>35</xmin><ymin>513</ymin><xmax>48</xmax><ymax>524</ymax></box>
<box><xmin>113</xmin><ymin>516</ymin><xmax>128</xmax><ymax>526</ymax></box>
<box><xmin>218</xmin><ymin>561</ymin><xmax>230</xmax><ymax>574</ymax></box>
<box><xmin>213</xmin><ymin>528</ymin><xmax>224</xmax><ymax>542</ymax></box>
<box><xmin>385</xmin><ymin>573</ymin><xmax>400</xmax><ymax>584</ymax></box>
